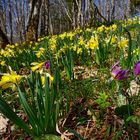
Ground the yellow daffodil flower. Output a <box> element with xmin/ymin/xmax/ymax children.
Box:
<box><xmin>1</xmin><ymin>61</ymin><xmax>5</xmax><ymax>66</ymax></box>
<box><xmin>79</xmin><ymin>37</ymin><xmax>85</xmax><ymax>45</ymax></box>
<box><xmin>86</xmin><ymin>28</ymin><xmax>91</xmax><ymax>32</ymax></box>
<box><xmin>77</xmin><ymin>47</ymin><xmax>82</xmax><ymax>54</ymax></box>
<box><xmin>35</xmin><ymin>47</ymin><xmax>45</xmax><ymax>58</ymax></box>
<box><xmin>46</xmin><ymin>73</ymin><xmax>54</xmax><ymax>85</ymax></box>
<box><xmin>109</xmin><ymin>24</ymin><xmax>117</xmax><ymax>31</ymax></box>
<box><xmin>86</xmin><ymin>37</ymin><xmax>99</xmax><ymax>50</ymax></box>
<box><xmin>132</xmin><ymin>49</ymin><xmax>138</xmax><ymax>55</ymax></box>
<box><xmin>0</xmin><ymin>71</ymin><xmax>22</xmax><ymax>89</ymax></box>
<box><xmin>31</xmin><ymin>62</ymin><xmax>45</xmax><ymax>72</ymax></box>
<box><xmin>59</xmin><ymin>32</ymin><xmax>67</xmax><ymax>40</ymax></box>
<box><xmin>118</xmin><ymin>38</ymin><xmax>128</xmax><ymax>48</ymax></box>
<box><xmin>97</xmin><ymin>25</ymin><xmax>106</xmax><ymax>32</ymax></box>
<box><xmin>111</xmin><ymin>36</ymin><xmax>117</xmax><ymax>44</ymax></box>
<box><xmin>15</xmin><ymin>43</ymin><xmax>18</xmax><ymax>47</ymax></box>
<box><xmin>72</xmin><ymin>45</ymin><xmax>77</xmax><ymax>51</ymax></box>
<box><xmin>41</xmin><ymin>73</ymin><xmax>54</xmax><ymax>87</ymax></box>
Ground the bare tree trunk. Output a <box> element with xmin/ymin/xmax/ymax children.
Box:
<box><xmin>73</xmin><ymin>0</ymin><xmax>78</xmax><ymax>29</ymax></box>
<box><xmin>44</xmin><ymin>0</ymin><xmax>49</xmax><ymax>36</ymax></box>
<box><xmin>111</xmin><ymin>0</ymin><xmax>115</xmax><ymax>21</ymax></box>
<box><xmin>90</xmin><ymin>0</ymin><xmax>108</xmax><ymax>25</ymax></box>
<box><xmin>15</xmin><ymin>0</ymin><xmax>22</xmax><ymax>42</ymax></box>
<box><xmin>49</xmin><ymin>12</ymin><xmax>53</xmax><ymax>35</ymax></box>
<box><xmin>126</xmin><ymin>0</ymin><xmax>131</xmax><ymax>18</ymax></box>
<box><xmin>59</xmin><ymin>9</ymin><xmax>62</xmax><ymax>33</ymax></box>
<box><xmin>26</xmin><ymin>0</ymin><xmax>42</xmax><ymax>41</ymax></box>
<box><xmin>0</xmin><ymin>0</ymin><xmax>7</xmax><ymax>34</ymax></box>
<box><xmin>39</xmin><ymin>0</ymin><xmax>49</xmax><ymax>36</ymax></box>
<box><xmin>21</xmin><ymin>1</ymin><xmax>26</xmax><ymax>42</ymax></box>
<box><xmin>77</xmin><ymin>0</ymin><xmax>82</xmax><ymax>28</ymax></box>
<box><xmin>0</xmin><ymin>26</ymin><xmax>9</xmax><ymax>48</ymax></box>
<box><xmin>83</xmin><ymin>0</ymin><xmax>90</xmax><ymax>26</ymax></box>
<box><xmin>9</xmin><ymin>0</ymin><xmax>13</xmax><ymax>43</ymax></box>
<box><xmin>98</xmin><ymin>0</ymin><xmax>102</xmax><ymax>21</ymax></box>
<box><xmin>72</xmin><ymin>2</ymin><xmax>75</xmax><ymax>29</ymax></box>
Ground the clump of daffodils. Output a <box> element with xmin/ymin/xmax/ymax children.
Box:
<box><xmin>73</xmin><ymin>46</ymin><xmax>82</xmax><ymax>54</ymax></box>
<box><xmin>97</xmin><ymin>25</ymin><xmax>106</xmax><ymax>33</ymax></box>
<box><xmin>35</xmin><ymin>47</ymin><xmax>45</xmax><ymax>58</ymax></box>
<box><xmin>0</xmin><ymin>48</ymin><xmax>15</xmax><ymax>57</ymax></box>
<box><xmin>97</xmin><ymin>24</ymin><xmax>117</xmax><ymax>33</ymax></box>
<box><xmin>48</xmin><ymin>36</ymin><xmax>57</xmax><ymax>51</ymax></box>
<box><xmin>117</xmin><ymin>38</ymin><xmax>128</xmax><ymax>48</ymax></box>
<box><xmin>78</xmin><ymin>37</ymin><xmax>85</xmax><ymax>46</ymax></box>
<box><xmin>105</xmin><ymin>35</ymin><xmax>117</xmax><ymax>44</ymax></box>
<box><xmin>57</xmin><ymin>45</ymin><xmax>68</xmax><ymax>57</ymax></box>
<box><xmin>31</xmin><ymin>61</ymin><xmax>54</xmax><ymax>86</ymax></box>
<box><xmin>111</xmin><ymin>36</ymin><xmax>117</xmax><ymax>44</ymax></box>
<box><xmin>109</xmin><ymin>24</ymin><xmax>117</xmax><ymax>31</ymax></box>
<box><xmin>86</xmin><ymin>36</ymin><xmax>99</xmax><ymax>50</ymax></box>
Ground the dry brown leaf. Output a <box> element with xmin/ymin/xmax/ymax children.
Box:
<box><xmin>0</xmin><ymin>113</ymin><xmax>9</xmax><ymax>134</ymax></box>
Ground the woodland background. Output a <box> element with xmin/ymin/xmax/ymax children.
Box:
<box><xmin>0</xmin><ymin>0</ymin><xmax>140</xmax><ymax>47</ymax></box>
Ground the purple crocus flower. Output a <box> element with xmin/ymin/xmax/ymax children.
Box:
<box><xmin>111</xmin><ymin>61</ymin><xmax>120</xmax><ymax>71</ymax></box>
<box><xmin>111</xmin><ymin>61</ymin><xmax>128</xmax><ymax>80</ymax></box>
<box><xmin>133</xmin><ymin>61</ymin><xmax>140</xmax><ymax>76</ymax></box>
<box><xmin>45</xmin><ymin>61</ymin><xmax>50</xmax><ymax>69</ymax></box>
<box><xmin>112</xmin><ymin>68</ymin><xmax>128</xmax><ymax>80</ymax></box>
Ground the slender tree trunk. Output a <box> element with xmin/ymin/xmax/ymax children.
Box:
<box><xmin>77</xmin><ymin>0</ymin><xmax>82</xmax><ymax>28</ymax></box>
<box><xmin>59</xmin><ymin>9</ymin><xmax>62</xmax><ymax>33</ymax></box>
<box><xmin>0</xmin><ymin>27</ymin><xmax>9</xmax><ymax>48</ymax></box>
<box><xmin>126</xmin><ymin>0</ymin><xmax>131</xmax><ymax>18</ymax></box>
<box><xmin>15</xmin><ymin>0</ymin><xmax>22</xmax><ymax>42</ymax></box>
<box><xmin>9</xmin><ymin>0</ymin><xmax>13</xmax><ymax>43</ymax></box>
<box><xmin>26</xmin><ymin>0</ymin><xmax>42</xmax><ymax>41</ymax></box>
<box><xmin>21</xmin><ymin>1</ymin><xmax>26</xmax><ymax>42</ymax></box>
<box><xmin>44</xmin><ymin>0</ymin><xmax>49</xmax><ymax>36</ymax></box>
<box><xmin>111</xmin><ymin>0</ymin><xmax>115</xmax><ymax>21</ymax></box>
<box><xmin>0</xmin><ymin>0</ymin><xmax>7</xmax><ymax>34</ymax></box>
<box><xmin>49</xmin><ymin>12</ymin><xmax>53</xmax><ymax>35</ymax></box>
<box><xmin>73</xmin><ymin>0</ymin><xmax>78</xmax><ymax>29</ymax></box>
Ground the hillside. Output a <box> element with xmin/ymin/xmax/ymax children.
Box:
<box><xmin>0</xmin><ymin>18</ymin><xmax>140</xmax><ymax>139</ymax></box>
